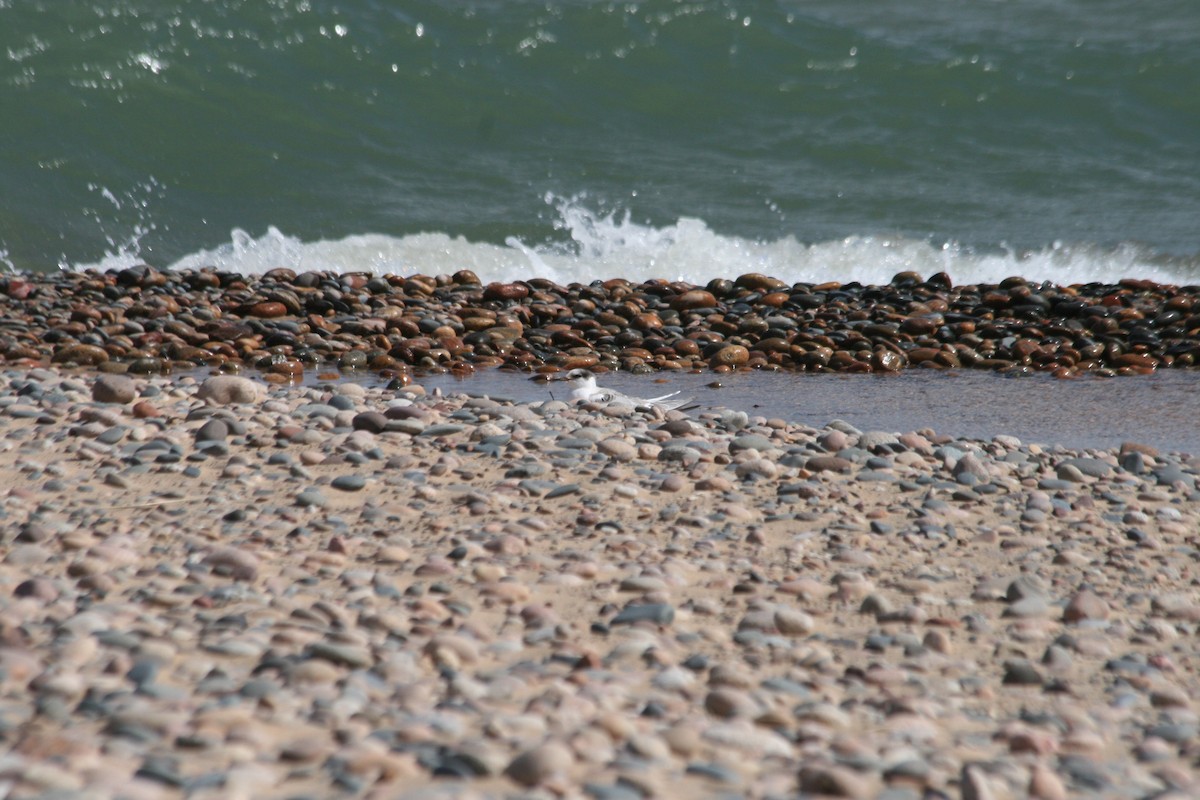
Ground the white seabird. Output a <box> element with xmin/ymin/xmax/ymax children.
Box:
<box><xmin>557</xmin><ymin>368</ymin><xmax>694</xmax><ymax>411</ymax></box>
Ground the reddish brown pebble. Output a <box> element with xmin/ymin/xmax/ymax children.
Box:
<box><xmin>710</xmin><ymin>345</ymin><xmax>750</xmax><ymax>368</ymax></box>
<box><xmin>670</xmin><ymin>289</ymin><xmax>717</xmax><ymax>311</ymax></box>
<box><xmin>249</xmin><ymin>301</ymin><xmax>288</xmax><ymax>318</ymax></box>
<box><xmin>483</xmin><ymin>282</ymin><xmax>529</xmax><ymax>301</ymax></box>
<box><xmin>131</xmin><ymin>400</ymin><xmax>161</xmax><ymax>419</ymax></box>
<box><xmin>1063</xmin><ymin>590</ymin><xmax>1110</xmax><ymax>623</ymax></box>
<box><xmin>51</xmin><ymin>344</ymin><xmax>109</xmax><ymax>365</ymax></box>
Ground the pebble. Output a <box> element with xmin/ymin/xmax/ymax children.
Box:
<box><xmin>196</xmin><ymin>375</ymin><xmax>263</xmax><ymax>405</ymax></box>
<box><xmin>203</xmin><ymin>547</ymin><xmax>259</xmax><ymax>581</ymax></box>
<box><xmin>504</xmin><ymin>741</ymin><xmax>574</xmax><ymax>787</ymax></box>
<box><xmin>195</xmin><ymin>418</ymin><xmax>229</xmax><ymax>442</ymax></box>
<box><xmin>612</xmin><ymin>604</ymin><xmax>675</xmax><ymax>626</ymax></box>
<box><xmin>1063</xmin><ymin>589</ymin><xmax>1110</xmax><ymax>623</ymax></box>
<box><xmin>92</xmin><ymin>374</ymin><xmax>137</xmax><ymax>404</ymax></box>
<box><xmin>331</xmin><ymin>475</ymin><xmax>366</xmax><ymax>492</ymax></box>
<box><xmin>774</xmin><ymin>607</ymin><xmax>815</xmax><ymax>635</ymax></box>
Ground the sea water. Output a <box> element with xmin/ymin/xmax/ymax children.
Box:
<box><xmin>2</xmin><ymin>0</ymin><xmax>1198</xmax><ymax>286</ymax></box>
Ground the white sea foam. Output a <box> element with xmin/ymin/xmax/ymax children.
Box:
<box><xmin>87</xmin><ymin>196</ymin><xmax>1197</xmax><ymax>287</ymax></box>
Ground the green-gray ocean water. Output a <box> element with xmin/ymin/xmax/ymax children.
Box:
<box><xmin>2</xmin><ymin>0</ymin><xmax>1198</xmax><ymax>283</ymax></box>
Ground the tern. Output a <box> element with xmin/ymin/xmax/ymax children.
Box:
<box><xmin>557</xmin><ymin>368</ymin><xmax>694</xmax><ymax>411</ymax></box>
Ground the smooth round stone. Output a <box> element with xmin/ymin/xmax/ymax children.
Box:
<box><xmin>658</xmin><ymin>445</ymin><xmax>700</xmax><ymax>466</ymax></box>
<box><xmin>710</xmin><ymin>345</ymin><xmax>750</xmax><ymax>367</ymax></box>
<box><xmin>1027</xmin><ymin>763</ymin><xmax>1069</xmax><ymax>800</ymax></box>
<box><xmin>331</xmin><ymin>475</ymin><xmax>366</xmax><ymax>492</ymax></box>
<box><xmin>719</xmin><ymin>410</ymin><xmax>750</xmax><ymax>431</ymax></box>
<box><xmin>858</xmin><ymin>431</ymin><xmax>900</xmax><ymax>452</ymax></box>
<box><xmin>806</xmin><ymin>455</ymin><xmax>853</xmax><ymax>473</ymax></box>
<box><xmin>305</xmin><ymin>641</ymin><xmax>372</xmax><ymax>669</ymax></box>
<box><xmin>1060</xmin><ymin>457</ymin><xmax>1113</xmax><ymax>478</ymax></box>
<box><xmin>598</xmin><ymin>439</ymin><xmax>637</xmax><ymax>461</ymax></box>
<box><xmin>774</xmin><ymin>608</ymin><xmax>815</xmax><ymax>635</ymax></box>
<box><xmin>195</xmin><ymin>419</ymin><xmax>229</xmax><ymax>442</ymax></box>
<box><xmin>418</xmin><ymin>423</ymin><xmax>467</xmax><ymax>437</ymax></box>
<box><xmin>953</xmin><ymin>453</ymin><xmax>989</xmax><ymax>481</ymax></box>
<box><xmin>197</xmin><ymin>376</ymin><xmax>263</xmax><ymax>405</ymax></box>
<box><xmin>518</xmin><ymin>479</ymin><xmax>559</xmax><ymax>496</ymax></box>
<box><xmin>860</xmin><ymin>593</ymin><xmax>895</xmax><ymax>617</ymax></box>
<box><xmin>670</xmin><ymin>289</ymin><xmax>717</xmax><ymax>310</ymax></box>
<box><xmin>1154</xmin><ymin>466</ymin><xmax>1195</xmax><ymax>489</ymax></box>
<box><xmin>1006</xmin><ymin>575</ymin><xmax>1048</xmax><ymax>602</ymax></box>
<box><xmin>13</xmin><ymin>577</ymin><xmax>59</xmax><ymax>601</ymax></box>
<box><xmin>1063</xmin><ymin>590</ymin><xmax>1110</xmax><ymax>623</ymax></box>
<box><xmin>1145</xmin><ymin>722</ymin><xmax>1197</xmax><ymax>744</ymax></box>
<box><xmin>1056</xmin><ymin>464</ymin><xmax>1089</xmax><ymax>483</ymax></box>
<box><xmin>611</xmin><ymin>603</ymin><xmax>675</xmax><ymax>626</ymax></box>
<box><xmin>619</xmin><ymin>575</ymin><xmax>667</xmax><ymax>593</ymax></box>
<box><xmin>96</xmin><ymin>427</ymin><xmax>127</xmax><ymax>445</ymax></box>
<box><xmin>735</xmin><ymin>458</ymin><xmax>777</xmax><ymax>480</ymax></box>
<box><xmin>338</xmin><ymin>350</ymin><xmax>368</xmax><ymax>369</ymax></box>
<box><xmin>922</xmin><ymin>630</ymin><xmax>952</xmax><ymax>654</ymax></box>
<box><xmin>92</xmin><ymin>374</ymin><xmax>137</xmax><ymax>404</ymax></box>
<box><xmin>52</xmin><ymin>343</ymin><xmax>109</xmax><ymax>365</ymax></box>
<box><xmin>503</xmin><ymin>741</ymin><xmax>574</xmax><ymax>787</ymax></box>
<box><xmin>203</xmin><ymin>547</ymin><xmax>259</xmax><ymax>581</ymax></box>
<box><xmin>296</xmin><ymin>489</ymin><xmax>329</xmax><ymax>508</ymax></box>
<box><xmin>1002</xmin><ymin>659</ymin><xmax>1044</xmax><ymax>685</ymax></box>
<box><xmin>127</xmin><ymin>357</ymin><xmax>166</xmax><ymax>374</ymax></box>
<box><xmin>817</xmin><ymin>430</ymin><xmax>850</xmax><ymax>452</ymax></box>
<box><xmin>352</xmin><ymin>411</ymin><xmax>388</xmax><ymax>433</ymax></box>
<box><xmin>799</xmin><ymin>765</ymin><xmax>880</xmax><ymax>799</ymax></box>
<box><xmin>388</xmin><ymin>418</ymin><xmax>426</xmax><ymax>435</ymax></box>
<box><xmin>659</xmin><ymin>475</ymin><xmax>689</xmax><ymax>493</ymax></box>
<box><xmin>729</xmin><ymin>434</ymin><xmax>774</xmax><ymax>453</ymax></box>
<box><xmin>704</xmin><ymin>688</ymin><xmax>757</xmax><ymax>719</ymax></box>
<box><xmin>1004</xmin><ymin>596</ymin><xmax>1050</xmax><ymax>618</ymax></box>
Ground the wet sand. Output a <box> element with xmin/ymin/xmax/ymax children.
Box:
<box><xmin>404</xmin><ymin>369</ymin><xmax>1200</xmax><ymax>456</ymax></box>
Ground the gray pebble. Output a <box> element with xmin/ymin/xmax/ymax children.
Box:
<box><xmin>331</xmin><ymin>475</ymin><xmax>366</xmax><ymax>492</ymax></box>
<box><xmin>612</xmin><ymin>603</ymin><xmax>675</xmax><ymax>626</ymax></box>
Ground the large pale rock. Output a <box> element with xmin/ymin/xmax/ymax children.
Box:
<box><xmin>92</xmin><ymin>374</ymin><xmax>137</xmax><ymax>404</ymax></box>
<box><xmin>197</xmin><ymin>375</ymin><xmax>264</xmax><ymax>405</ymax></box>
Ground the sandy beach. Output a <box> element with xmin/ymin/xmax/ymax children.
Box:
<box><xmin>7</xmin><ymin>0</ymin><xmax>1200</xmax><ymax>794</ymax></box>
<box><xmin>0</xmin><ymin>365</ymin><xmax>1197</xmax><ymax>799</ymax></box>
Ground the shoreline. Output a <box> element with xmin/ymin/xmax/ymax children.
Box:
<box><xmin>2</xmin><ymin>267</ymin><xmax>1199</xmax><ymax>381</ymax></box>
<box><xmin>0</xmin><ymin>367</ymin><xmax>1198</xmax><ymax>798</ymax></box>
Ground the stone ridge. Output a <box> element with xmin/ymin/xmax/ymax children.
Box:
<box><xmin>3</xmin><ymin>266</ymin><xmax>1198</xmax><ymax>379</ymax></box>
